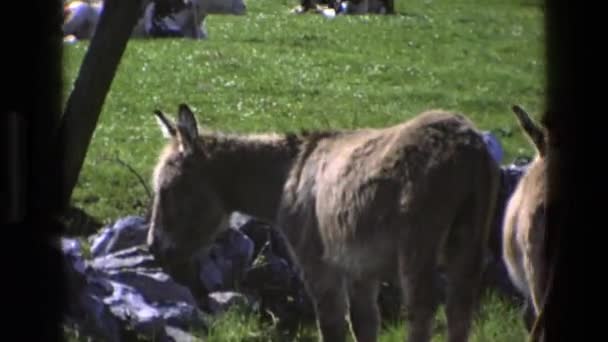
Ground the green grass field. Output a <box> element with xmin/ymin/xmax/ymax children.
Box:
<box><xmin>200</xmin><ymin>291</ymin><xmax>528</xmax><ymax>341</ymax></box>
<box><xmin>62</xmin><ymin>0</ymin><xmax>545</xmax><ymax>339</ymax></box>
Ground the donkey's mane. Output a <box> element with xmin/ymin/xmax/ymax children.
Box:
<box><xmin>187</xmin><ymin>128</ymin><xmax>344</xmax><ymax>158</ymax></box>
<box><xmin>156</xmin><ymin>127</ymin><xmax>346</xmax><ymax>177</ymax></box>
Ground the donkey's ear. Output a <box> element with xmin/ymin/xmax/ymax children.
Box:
<box><xmin>154</xmin><ymin>109</ymin><xmax>177</xmax><ymax>138</ymax></box>
<box><xmin>511</xmin><ymin>104</ymin><xmax>546</xmax><ymax>157</ymax></box>
<box><xmin>176</xmin><ymin>103</ymin><xmax>200</xmax><ymax>153</ymax></box>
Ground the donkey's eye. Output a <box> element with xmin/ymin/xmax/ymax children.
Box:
<box><xmin>167</xmin><ymin>156</ymin><xmax>183</xmax><ymax>168</ymax></box>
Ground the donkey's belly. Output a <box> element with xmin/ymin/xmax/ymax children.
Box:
<box><xmin>321</xmin><ymin>233</ymin><xmax>399</xmax><ymax>278</ymax></box>
<box><xmin>314</xmin><ymin>168</ymin><xmax>404</xmax><ymax>277</ymax></box>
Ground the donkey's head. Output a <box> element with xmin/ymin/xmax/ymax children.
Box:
<box><xmin>147</xmin><ymin>104</ymin><xmax>229</xmax><ymax>266</ymax></box>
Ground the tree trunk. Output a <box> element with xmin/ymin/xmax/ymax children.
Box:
<box><xmin>58</xmin><ymin>0</ymin><xmax>144</xmax><ymax>209</ymax></box>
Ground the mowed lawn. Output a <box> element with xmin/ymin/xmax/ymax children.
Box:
<box><xmin>62</xmin><ymin>0</ymin><xmax>545</xmax><ymax>340</ymax></box>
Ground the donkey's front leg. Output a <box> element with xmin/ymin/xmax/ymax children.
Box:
<box><xmin>302</xmin><ymin>261</ymin><xmax>349</xmax><ymax>342</ymax></box>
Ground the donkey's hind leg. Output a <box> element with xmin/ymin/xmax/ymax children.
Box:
<box><xmin>301</xmin><ymin>261</ymin><xmax>349</xmax><ymax>342</ymax></box>
<box><xmin>523</xmin><ymin>300</ymin><xmax>536</xmax><ymax>331</ymax></box>
<box><xmin>348</xmin><ymin>278</ymin><xmax>381</xmax><ymax>342</ymax></box>
<box><xmin>443</xmin><ymin>206</ymin><xmax>490</xmax><ymax>342</ymax></box>
<box><xmin>443</xmin><ymin>245</ymin><xmax>484</xmax><ymax>342</ymax></box>
<box><xmin>398</xmin><ymin>236</ymin><xmax>442</xmax><ymax>342</ymax></box>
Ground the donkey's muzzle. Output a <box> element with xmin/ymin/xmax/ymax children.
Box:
<box><xmin>148</xmin><ymin>239</ymin><xmax>176</xmax><ymax>264</ymax></box>
<box><xmin>149</xmin><ymin>241</ymin><xmax>191</xmax><ymax>268</ymax></box>
<box><xmin>148</xmin><ymin>238</ymin><xmax>161</xmax><ymax>256</ymax></box>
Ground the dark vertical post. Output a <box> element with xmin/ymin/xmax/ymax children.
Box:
<box><xmin>2</xmin><ymin>0</ymin><xmax>66</xmax><ymax>340</ymax></box>
<box><xmin>3</xmin><ymin>112</ymin><xmax>26</xmax><ymax>224</ymax></box>
<box><xmin>540</xmin><ymin>0</ymin><xmax>577</xmax><ymax>341</ymax></box>
<box><xmin>58</xmin><ymin>0</ymin><xmax>144</xmax><ymax>209</ymax></box>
